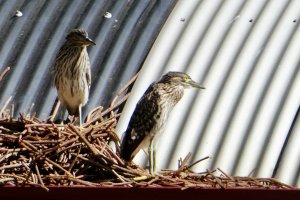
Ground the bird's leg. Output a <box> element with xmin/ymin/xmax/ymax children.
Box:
<box><xmin>153</xmin><ymin>146</ymin><xmax>157</xmax><ymax>173</ymax></box>
<box><xmin>78</xmin><ymin>104</ymin><xmax>82</xmax><ymax>128</ymax></box>
<box><xmin>58</xmin><ymin>106</ymin><xmax>66</xmax><ymax>125</ymax></box>
<box><xmin>56</xmin><ymin>106</ymin><xmax>66</xmax><ymax>133</ymax></box>
<box><xmin>148</xmin><ymin>138</ymin><xmax>155</xmax><ymax>175</ymax></box>
<box><xmin>148</xmin><ymin>142</ymin><xmax>153</xmax><ymax>175</ymax></box>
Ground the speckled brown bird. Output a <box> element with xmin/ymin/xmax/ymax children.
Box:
<box><xmin>51</xmin><ymin>29</ymin><xmax>95</xmax><ymax>126</ymax></box>
<box><xmin>120</xmin><ymin>71</ymin><xmax>205</xmax><ymax>174</ymax></box>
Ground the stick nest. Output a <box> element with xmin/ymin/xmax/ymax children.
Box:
<box><xmin>0</xmin><ymin>71</ymin><xmax>294</xmax><ymax>191</ymax></box>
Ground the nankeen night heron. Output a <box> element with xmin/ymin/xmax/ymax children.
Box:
<box><xmin>120</xmin><ymin>71</ymin><xmax>205</xmax><ymax>174</ymax></box>
<box><xmin>51</xmin><ymin>29</ymin><xmax>96</xmax><ymax>126</ymax></box>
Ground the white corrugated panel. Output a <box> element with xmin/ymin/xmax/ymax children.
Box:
<box><xmin>116</xmin><ymin>0</ymin><xmax>300</xmax><ymax>186</ymax></box>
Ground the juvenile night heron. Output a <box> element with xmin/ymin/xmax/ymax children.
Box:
<box><xmin>51</xmin><ymin>29</ymin><xmax>96</xmax><ymax>126</ymax></box>
<box><xmin>120</xmin><ymin>71</ymin><xmax>205</xmax><ymax>174</ymax></box>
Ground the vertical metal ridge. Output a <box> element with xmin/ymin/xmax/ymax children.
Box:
<box><xmin>165</xmin><ymin>0</ymin><xmax>234</xmax><ymax>168</ymax></box>
<box><xmin>206</xmin><ymin>0</ymin><xmax>269</xmax><ymax>173</ymax></box>
<box><xmin>231</xmin><ymin>0</ymin><xmax>293</xmax><ymax>175</ymax></box>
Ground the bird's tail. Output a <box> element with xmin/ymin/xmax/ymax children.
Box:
<box><xmin>120</xmin><ymin>132</ymin><xmax>133</xmax><ymax>162</ymax></box>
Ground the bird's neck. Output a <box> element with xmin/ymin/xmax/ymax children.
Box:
<box><xmin>160</xmin><ymin>82</ymin><xmax>184</xmax><ymax>106</ymax></box>
<box><xmin>64</xmin><ymin>44</ymin><xmax>87</xmax><ymax>60</ymax></box>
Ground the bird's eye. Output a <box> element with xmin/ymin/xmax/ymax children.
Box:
<box><xmin>184</xmin><ymin>77</ymin><xmax>191</xmax><ymax>82</ymax></box>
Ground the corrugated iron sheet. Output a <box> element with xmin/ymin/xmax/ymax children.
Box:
<box><xmin>1</xmin><ymin>0</ymin><xmax>300</xmax><ymax>188</ymax></box>
<box><xmin>0</xmin><ymin>0</ymin><xmax>177</xmax><ymax>118</ymax></box>
<box><xmin>116</xmin><ymin>0</ymin><xmax>300</xmax><ymax>186</ymax></box>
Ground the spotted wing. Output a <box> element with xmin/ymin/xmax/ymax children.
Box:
<box><xmin>120</xmin><ymin>82</ymin><xmax>160</xmax><ymax>161</ymax></box>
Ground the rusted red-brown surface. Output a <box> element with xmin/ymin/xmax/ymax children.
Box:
<box><xmin>0</xmin><ymin>186</ymin><xmax>300</xmax><ymax>200</ymax></box>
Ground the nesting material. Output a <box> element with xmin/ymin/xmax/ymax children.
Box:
<box><xmin>0</xmin><ymin>73</ymin><xmax>294</xmax><ymax>191</ymax></box>
<box><xmin>0</xmin><ymin>112</ymin><xmax>147</xmax><ymax>191</ymax></box>
<box><xmin>0</xmin><ymin>111</ymin><xmax>293</xmax><ymax>191</ymax></box>
<box><xmin>0</xmin><ymin>67</ymin><xmax>10</xmax><ymax>81</ymax></box>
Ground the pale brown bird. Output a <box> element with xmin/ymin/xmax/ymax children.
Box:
<box><xmin>120</xmin><ymin>71</ymin><xmax>205</xmax><ymax>174</ymax></box>
<box><xmin>51</xmin><ymin>29</ymin><xmax>95</xmax><ymax>126</ymax></box>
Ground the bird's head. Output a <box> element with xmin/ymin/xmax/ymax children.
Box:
<box><xmin>66</xmin><ymin>29</ymin><xmax>96</xmax><ymax>46</ymax></box>
<box><xmin>160</xmin><ymin>71</ymin><xmax>205</xmax><ymax>89</ymax></box>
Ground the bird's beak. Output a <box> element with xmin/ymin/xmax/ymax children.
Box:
<box><xmin>85</xmin><ymin>37</ymin><xmax>96</xmax><ymax>46</ymax></box>
<box><xmin>189</xmin><ymin>79</ymin><xmax>205</xmax><ymax>89</ymax></box>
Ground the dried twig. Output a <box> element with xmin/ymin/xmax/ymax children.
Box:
<box><xmin>0</xmin><ymin>96</ymin><xmax>12</xmax><ymax>117</ymax></box>
<box><xmin>35</xmin><ymin>164</ymin><xmax>49</xmax><ymax>191</ymax></box>
<box><xmin>0</xmin><ymin>66</ymin><xmax>10</xmax><ymax>81</ymax></box>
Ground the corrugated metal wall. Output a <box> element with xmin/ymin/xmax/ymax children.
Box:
<box><xmin>116</xmin><ymin>0</ymin><xmax>300</xmax><ymax>186</ymax></box>
<box><xmin>0</xmin><ymin>0</ymin><xmax>177</xmax><ymax>119</ymax></box>
<box><xmin>1</xmin><ymin>0</ymin><xmax>299</xmax><ymax>187</ymax></box>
